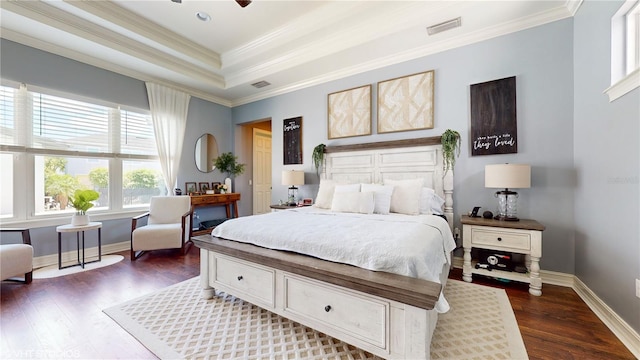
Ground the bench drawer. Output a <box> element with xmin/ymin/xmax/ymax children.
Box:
<box><xmin>214</xmin><ymin>255</ymin><xmax>275</xmax><ymax>307</ymax></box>
<box><xmin>284</xmin><ymin>275</ymin><xmax>387</xmax><ymax>349</ymax></box>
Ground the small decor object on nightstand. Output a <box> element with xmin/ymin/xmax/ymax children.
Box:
<box><xmin>485</xmin><ymin>163</ymin><xmax>530</xmax><ymax>221</ymax></box>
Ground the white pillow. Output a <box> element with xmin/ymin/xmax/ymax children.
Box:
<box><xmin>361</xmin><ymin>183</ymin><xmax>394</xmax><ymax>214</ymax></box>
<box><xmin>331</xmin><ymin>191</ymin><xmax>375</xmax><ymax>214</ymax></box>
<box><xmin>420</xmin><ymin>187</ymin><xmax>446</xmax><ymax>215</ymax></box>
<box><xmin>334</xmin><ymin>183</ymin><xmax>361</xmax><ymax>193</ymax></box>
<box><xmin>314</xmin><ymin>179</ymin><xmax>336</xmax><ymax>209</ymax></box>
<box><xmin>383</xmin><ymin>178</ymin><xmax>424</xmax><ymax>215</ymax></box>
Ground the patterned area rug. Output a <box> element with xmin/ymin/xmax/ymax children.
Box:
<box><xmin>104</xmin><ymin>277</ymin><xmax>528</xmax><ymax>359</ymax></box>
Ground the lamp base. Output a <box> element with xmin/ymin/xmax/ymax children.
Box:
<box><xmin>287</xmin><ymin>186</ymin><xmax>298</xmax><ymax>206</ymax></box>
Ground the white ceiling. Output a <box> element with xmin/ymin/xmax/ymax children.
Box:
<box><xmin>0</xmin><ymin>0</ymin><xmax>579</xmax><ymax>107</ymax></box>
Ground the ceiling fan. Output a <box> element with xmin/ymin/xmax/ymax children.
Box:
<box><xmin>171</xmin><ymin>0</ymin><xmax>252</xmax><ymax>8</ymax></box>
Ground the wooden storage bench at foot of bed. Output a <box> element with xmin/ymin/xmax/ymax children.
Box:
<box><xmin>193</xmin><ymin>235</ymin><xmax>445</xmax><ymax>360</ymax></box>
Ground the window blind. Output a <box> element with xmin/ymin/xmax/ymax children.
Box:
<box><xmin>0</xmin><ymin>86</ymin><xmax>15</xmax><ymax>146</ymax></box>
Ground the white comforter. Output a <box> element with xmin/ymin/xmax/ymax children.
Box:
<box><xmin>211</xmin><ymin>206</ymin><xmax>456</xmax><ymax>312</ymax></box>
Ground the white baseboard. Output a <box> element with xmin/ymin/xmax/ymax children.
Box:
<box><xmin>573</xmin><ymin>277</ymin><xmax>640</xmax><ymax>359</ymax></box>
<box><xmin>33</xmin><ymin>241</ymin><xmax>130</xmax><ymax>269</ymax></box>
<box><xmin>452</xmin><ymin>256</ymin><xmax>639</xmax><ymax>358</ymax></box>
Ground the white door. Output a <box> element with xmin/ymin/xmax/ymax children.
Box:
<box><xmin>252</xmin><ymin>128</ymin><xmax>272</xmax><ymax>215</ymax></box>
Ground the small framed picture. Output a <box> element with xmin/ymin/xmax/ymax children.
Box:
<box><xmin>199</xmin><ymin>182</ymin><xmax>210</xmax><ymax>193</ymax></box>
<box><xmin>185</xmin><ymin>182</ymin><xmax>197</xmax><ymax>194</ymax></box>
<box><xmin>302</xmin><ymin>198</ymin><xmax>313</xmax><ymax>206</ymax></box>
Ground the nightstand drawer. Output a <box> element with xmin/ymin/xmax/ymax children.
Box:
<box><xmin>471</xmin><ymin>228</ymin><xmax>531</xmax><ymax>251</ymax></box>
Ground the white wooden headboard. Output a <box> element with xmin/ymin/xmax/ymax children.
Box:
<box><xmin>322</xmin><ymin>137</ymin><xmax>454</xmax><ymax>228</ymax></box>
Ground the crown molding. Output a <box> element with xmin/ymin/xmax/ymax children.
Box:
<box><xmin>231</xmin><ymin>3</ymin><xmax>575</xmax><ymax>107</ymax></box>
<box><xmin>222</xmin><ymin>1</ymin><xmax>366</xmax><ymax>68</ymax></box>
<box><xmin>565</xmin><ymin>0</ymin><xmax>584</xmax><ymax>16</ymax></box>
<box><xmin>224</xmin><ymin>2</ymin><xmax>452</xmax><ymax>86</ymax></box>
<box><xmin>64</xmin><ymin>0</ymin><xmax>222</xmax><ymax>70</ymax></box>
<box><xmin>0</xmin><ymin>28</ymin><xmax>232</xmax><ymax>108</ymax></box>
<box><xmin>1</xmin><ymin>0</ymin><xmax>225</xmax><ymax>88</ymax></box>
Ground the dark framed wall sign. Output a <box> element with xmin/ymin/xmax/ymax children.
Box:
<box><xmin>470</xmin><ymin>76</ymin><xmax>518</xmax><ymax>156</ymax></box>
<box><xmin>283</xmin><ymin>116</ymin><xmax>303</xmax><ymax>165</ymax></box>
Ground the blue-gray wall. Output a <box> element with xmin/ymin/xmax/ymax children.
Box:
<box><xmin>573</xmin><ymin>0</ymin><xmax>640</xmax><ymax>333</ymax></box>
<box><xmin>0</xmin><ymin>39</ymin><xmax>234</xmax><ymax>256</ymax></box>
<box><xmin>233</xmin><ymin>19</ymin><xmax>576</xmax><ymax>274</ymax></box>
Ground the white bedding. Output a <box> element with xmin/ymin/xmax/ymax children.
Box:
<box><xmin>211</xmin><ymin>206</ymin><xmax>456</xmax><ymax>312</ymax></box>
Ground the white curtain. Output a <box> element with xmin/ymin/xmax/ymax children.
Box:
<box><xmin>145</xmin><ymin>82</ymin><xmax>190</xmax><ymax>194</ymax></box>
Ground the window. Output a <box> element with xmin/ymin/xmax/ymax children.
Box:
<box><xmin>626</xmin><ymin>2</ymin><xmax>639</xmax><ymax>75</ymax></box>
<box><xmin>607</xmin><ymin>0</ymin><xmax>640</xmax><ymax>102</ymax></box>
<box><xmin>123</xmin><ymin>159</ymin><xmax>163</xmax><ymax>208</ymax></box>
<box><xmin>0</xmin><ymin>83</ymin><xmax>164</xmax><ymax>224</ymax></box>
<box><xmin>0</xmin><ymin>153</ymin><xmax>13</xmax><ymax>218</ymax></box>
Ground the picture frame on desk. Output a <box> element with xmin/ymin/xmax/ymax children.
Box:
<box><xmin>199</xmin><ymin>182</ymin><xmax>210</xmax><ymax>193</ymax></box>
<box><xmin>185</xmin><ymin>182</ymin><xmax>197</xmax><ymax>195</ymax></box>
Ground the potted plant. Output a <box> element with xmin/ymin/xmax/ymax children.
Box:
<box><xmin>441</xmin><ymin>129</ymin><xmax>461</xmax><ymax>174</ymax></box>
<box><xmin>68</xmin><ymin>189</ymin><xmax>100</xmax><ymax>226</ymax></box>
<box><xmin>213</xmin><ymin>152</ymin><xmax>246</xmax><ymax>193</ymax></box>
<box><xmin>312</xmin><ymin>144</ymin><xmax>326</xmax><ymax>177</ymax></box>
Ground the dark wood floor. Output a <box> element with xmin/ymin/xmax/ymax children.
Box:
<box><xmin>0</xmin><ymin>247</ymin><xmax>634</xmax><ymax>359</ymax></box>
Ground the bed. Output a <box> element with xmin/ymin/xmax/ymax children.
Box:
<box><xmin>192</xmin><ymin>137</ymin><xmax>455</xmax><ymax>359</ymax></box>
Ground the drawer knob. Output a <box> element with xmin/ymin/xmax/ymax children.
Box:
<box><xmin>324</xmin><ymin>305</ymin><xmax>332</xmax><ymax>312</ymax></box>
<box><xmin>497</xmin><ymin>237</ymin><xmax>502</xmax><ymax>241</ymax></box>
<box><xmin>237</xmin><ymin>275</ymin><xmax>243</xmax><ymax>281</ymax></box>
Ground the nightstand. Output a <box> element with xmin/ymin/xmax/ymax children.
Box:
<box><xmin>460</xmin><ymin>215</ymin><xmax>545</xmax><ymax>296</ymax></box>
<box><xmin>270</xmin><ymin>204</ymin><xmax>298</xmax><ymax>212</ymax></box>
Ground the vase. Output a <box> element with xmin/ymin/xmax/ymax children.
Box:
<box><xmin>224</xmin><ymin>177</ymin><xmax>232</xmax><ymax>193</ymax></box>
<box><xmin>71</xmin><ymin>214</ymin><xmax>89</xmax><ymax>226</ymax></box>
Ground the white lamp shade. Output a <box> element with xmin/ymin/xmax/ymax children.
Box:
<box><xmin>485</xmin><ymin>164</ymin><xmax>531</xmax><ymax>189</ymax></box>
<box><xmin>282</xmin><ymin>170</ymin><xmax>305</xmax><ymax>186</ymax></box>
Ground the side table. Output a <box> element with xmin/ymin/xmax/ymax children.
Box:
<box><xmin>56</xmin><ymin>222</ymin><xmax>102</xmax><ymax>269</ymax></box>
<box><xmin>460</xmin><ymin>215</ymin><xmax>545</xmax><ymax>296</ymax></box>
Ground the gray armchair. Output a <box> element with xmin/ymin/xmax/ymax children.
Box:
<box><xmin>0</xmin><ymin>228</ymin><xmax>34</xmax><ymax>284</ymax></box>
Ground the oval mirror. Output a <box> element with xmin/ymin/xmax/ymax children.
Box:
<box><xmin>195</xmin><ymin>133</ymin><xmax>219</xmax><ymax>173</ymax></box>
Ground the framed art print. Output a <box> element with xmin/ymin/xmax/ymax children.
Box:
<box><xmin>327</xmin><ymin>84</ymin><xmax>372</xmax><ymax>139</ymax></box>
<box><xmin>377</xmin><ymin>70</ymin><xmax>434</xmax><ymax>134</ymax></box>
<box><xmin>198</xmin><ymin>182</ymin><xmax>210</xmax><ymax>193</ymax></box>
<box><xmin>185</xmin><ymin>182</ymin><xmax>197</xmax><ymax>194</ymax></box>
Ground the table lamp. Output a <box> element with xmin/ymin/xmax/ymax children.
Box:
<box><xmin>282</xmin><ymin>170</ymin><xmax>304</xmax><ymax>205</ymax></box>
<box><xmin>485</xmin><ymin>164</ymin><xmax>530</xmax><ymax>221</ymax></box>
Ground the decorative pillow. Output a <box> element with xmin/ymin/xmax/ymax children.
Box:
<box><xmin>383</xmin><ymin>178</ymin><xmax>424</xmax><ymax>215</ymax></box>
<box><xmin>314</xmin><ymin>179</ymin><xmax>336</xmax><ymax>209</ymax></box>
<box><xmin>361</xmin><ymin>183</ymin><xmax>394</xmax><ymax>215</ymax></box>
<box><xmin>334</xmin><ymin>183</ymin><xmax>361</xmax><ymax>194</ymax></box>
<box><xmin>420</xmin><ymin>187</ymin><xmax>446</xmax><ymax>215</ymax></box>
<box><xmin>331</xmin><ymin>191</ymin><xmax>375</xmax><ymax>214</ymax></box>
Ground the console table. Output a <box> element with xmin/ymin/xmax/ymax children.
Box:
<box><xmin>190</xmin><ymin>193</ymin><xmax>241</xmax><ymax>236</ymax></box>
